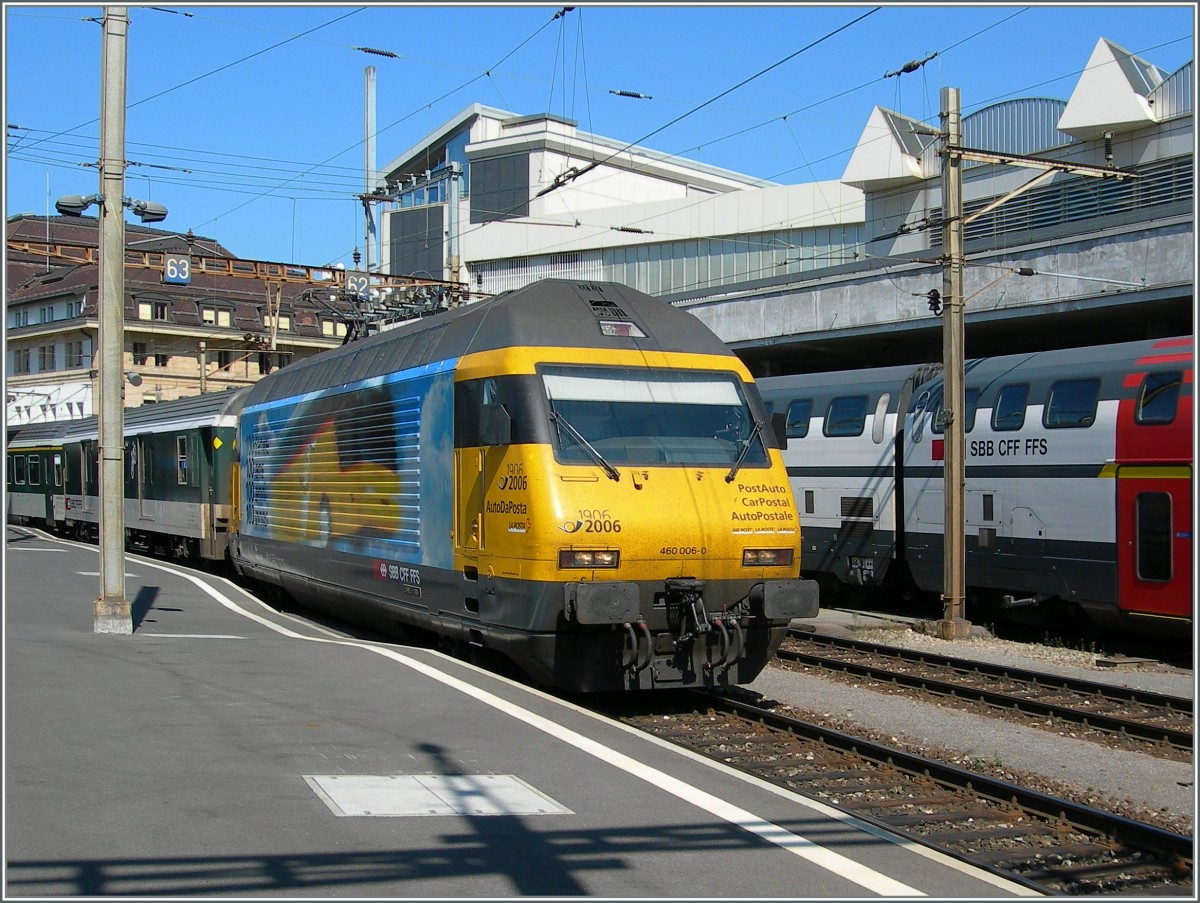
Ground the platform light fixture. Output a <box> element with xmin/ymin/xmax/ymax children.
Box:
<box><xmin>55</xmin><ymin>192</ymin><xmax>168</xmax><ymax>224</ymax></box>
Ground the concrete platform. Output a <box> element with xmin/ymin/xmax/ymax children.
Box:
<box><xmin>4</xmin><ymin>525</ymin><xmax>1037</xmax><ymax>898</ymax></box>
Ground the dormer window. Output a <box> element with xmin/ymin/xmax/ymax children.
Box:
<box><xmin>139</xmin><ymin>300</ymin><xmax>170</xmax><ymax>321</ymax></box>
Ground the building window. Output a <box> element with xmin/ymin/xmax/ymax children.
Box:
<box><xmin>132</xmin><ymin>343</ymin><xmax>149</xmax><ymax>366</ymax></box>
<box><xmin>469</xmin><ymin>153</ymin><xmax>530</xmax><ymax>223</ymax></box>
<box><xmin>65</xmin><ymin>341</ymin><xmax>85</xmax><ymax>368</ymax></box>
<box><xmin>66</xmin><ymin>299</ymin><xmax>83</xmax><ymax>318</ymax></box>
<box><xmin>263</xmin><ymin>314</ymin><xmax>290</xmax><ymax>333</ymax></box>
<box><xmin>217</xmin><ymin>350</ymin><xmax>235</xmax><ymax>370</ymax></box>
<box><xmin>202</xmin><ymin>306</ymin><xmax>231</xmax><ymax>327</ymax></box>
<box><xmin>12</xmin><ymin>309</ymin><xmax>30</xmax><ymax>328</ymax></box>
<box><xmin>153</xmin><ymin>353</ymin><xmax>170</xmax><ymax>367</ymax></box>
<box><xmin>38</xmin><ymin>345</ymin><xmax>56</xmax><ymax>371</ymax></box>
<box><xmin>139</xmin><ymin>300</ymin><xmax>170</xmax><ymax>321</ymax></box>
<box><xmin>322</xmin><ymin>319</ymin><xmax>348</xmax><ymax>338</ymax></box>
<box><xmin>40</xmin><ymin>305</ymin><xmax>55</xmax><ymax>323</ymax></box>
<box><xmin>12</xmin><ymin>349</ymin><xmax>31</xmax><ymax>373</ymax></box>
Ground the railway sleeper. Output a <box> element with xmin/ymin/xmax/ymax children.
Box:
<box><xmin>1016</xmin><ymin>858</ymin><xmax>1177</xmax><ymax>887</ymax></box>
<box><xmin>884</xmin><ymin>808</ymin><xmax>1024</xmax><ymax>827</ymax></box>
<box><xmin>848</xmin><ymin>793</ymin><xmax>964</xmax><ymax>810</ymax></box>
<box><xmin>955</xmin><ymin>839</ymin><xmax>1118</xmax><ymax>864</ymax></box>
<box><xmin>775</xmin><ymin>768</ymin><xmax>881</xmax><ymax>783</ymax></box>
<box><xmin>930</xmin><ymin>825</ymin><xmax>1059</xmax><ymax>843</ymax></box>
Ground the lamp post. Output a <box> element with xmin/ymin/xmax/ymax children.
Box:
<box><xmin>54</xmin><ymin>7</ymin><xmax>168</xmax><ymax>635</ymax></box>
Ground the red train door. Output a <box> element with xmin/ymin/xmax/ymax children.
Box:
<box><xmin>1116</xmin><ymin>466</ymin><xmax>1193</xmax><ymax>620</ymax></box>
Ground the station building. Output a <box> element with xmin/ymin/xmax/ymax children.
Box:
<box><xmin>372</xmin><ymin>36</ymin><xmax>1193</xmax><ymax>375</ymax></box>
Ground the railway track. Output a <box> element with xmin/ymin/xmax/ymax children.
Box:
<box><xmin>776</xmin><ymin>630</ymin><xmax>1193</xmax><ymax>760</ymax></box>
<box><xmin>609</xmin><ymin>691</ymin><xmax>1193</xmax><ymax>896</ymax></box>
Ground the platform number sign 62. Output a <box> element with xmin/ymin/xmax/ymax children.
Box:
<box><xmin>163</xmin><ymin>254</ymin><xmax>191</xmax><ymax>285</ymax></box>
<box><xmin>346</xmin><ymin>272</ymin><xmax>369</xmax><ymax>300</ymax></box>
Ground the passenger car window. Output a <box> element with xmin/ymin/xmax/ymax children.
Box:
<box><xmin>931</xmin><ymin>387</ymin><xmax>980</xmax><ymax>435</ymax></box>
<box><xmin>824</xmin><ymin>395</ymin><xmax>868</xmax><ymax>437</ymax></box>
<box><xmin>785</xmin><ymin>399</ymin><xmax>812</xmax><ymax>438</ymax></box>
<box><xmin>1044</xmin><ymin>378</ymin><xmax>1100</xmax><ymax>429</ymax></box>
<box><xmin>1136</xmin><ymin>371</ymin><xmax>1182</xmax><ymax>425</ymax></box>
<box><xmin>992</xmin><ymin>384</ymin><xmax>1029</xmax><ymax>431</ymax></box>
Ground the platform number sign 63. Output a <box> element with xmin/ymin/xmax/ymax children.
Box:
<box><xmin>163</xmin><ymin>254</ymin><xmax>191</xmax><ymax>285</ymax></box>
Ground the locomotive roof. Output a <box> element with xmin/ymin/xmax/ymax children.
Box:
<box><xmin>245</xmin><ymin>279</ymin><xmax>739</xmax><ymax>407</ymax></box>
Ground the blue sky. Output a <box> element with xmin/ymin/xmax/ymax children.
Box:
<box><xmin>4</xmin><ymin>3</ymin><xmax>1195</xmax><ymax>269</ymax></box>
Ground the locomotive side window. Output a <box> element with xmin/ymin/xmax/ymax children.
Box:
<box><xmin>1135</xmin><ymin>492</ymin><xmax>1172</xmax><ymax>582</ymax></box>
<box><xmin>931</xmin><ymin>388</ymin><xmax>980</xmax><ymax>435</ymax></box>
<box><xmin>785</xmin><ymin>399</ymin><xmax>813</xmax><ymax>438</ymax></box>
<box><xmin>992</xmin><ymin>383</ymin><xmax>1030</xmax><ymax>431</ymax></box>
<box><xmin>27</xmin><ymin>455</ymin><xmax>41</xmax><ymax>486</ymax></box>
<box><xmin>1044</xmin><ymin>378</ymin><xmax>1100</xmax><ymax>428</ymax></box>
<box><xmin>53</xmin><ymin>453</ymin><xmax>62</xmax><ymax>487</ymax></box>
<box><xmin>13</xmin><ymin>455</ymin><xmax>27</xmax><ymax>485</ymax></box>
<box><xmin>824</xmin><ymin>395</ymin><xmax>868</xmax><ymax>437</ymax></box>
<box><xmin>1135</xmin><ymin>371</ymin><xmax>1182</xmax><ymax>424</ymax></box>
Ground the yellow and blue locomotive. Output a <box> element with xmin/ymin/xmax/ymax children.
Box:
<box><xmin>231</xmin><ymin>279</ymin><xmax>817</xmax><ymax>690</ymax></box>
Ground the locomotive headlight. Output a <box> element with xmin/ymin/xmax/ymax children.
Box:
<box><xmin>559</xmin><ymin>549</ymin><xmax>620</xmax><ymax>569</ymax></box>
<box><xmin>743</xmin><ymin>548</ymin><xmax>794</xmax><ymax>567</ymax></box>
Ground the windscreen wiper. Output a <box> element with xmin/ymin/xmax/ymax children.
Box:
<box><xmin>549</xmin><ymin>409</ymin><xmax>620</xmax><ymax>482</ymax></box>
<box><xmin>725</xmin><ymin>417</ymin><xmax>764</xmax><ymax>483</ymax></box>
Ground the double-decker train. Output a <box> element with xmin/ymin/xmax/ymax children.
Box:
<box><xmin>756</xmin><ymin>336</ymin><xmax>1194</xmax><ymax>638</ymax></box>
<box><xmin>5</xmin><ymin>279</ymin><xmax>817</xmax><ymax>691</ymax></box>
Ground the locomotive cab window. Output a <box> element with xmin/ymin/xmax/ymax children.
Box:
<box><xmin>992</xmin><ymin>383</ymin><xmax>1030</xmax><ymax>431</ymax></box>
<box><xmin>1136</xmin><ymin>371</ymin><xmax>1182</xmax><ymax>425</ymax></box>
<box><xmin>540</xmin><ymin>365</ymin><xmax>767</xmax><ymax>469</ymax></box>
<box><xmin>785</xmin><ymin>399</ymin><xmax>813</xmax><ymax>438</ymax></box>
<box><xmin>1044</xmin><ymin>378</ymin><xmax>1100</xmax><ymax>429</ymax></box>
<box><xmin>824</xmin><ymin>395</ymin><xmax>868</xmax><ymax>437</ymax></box>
